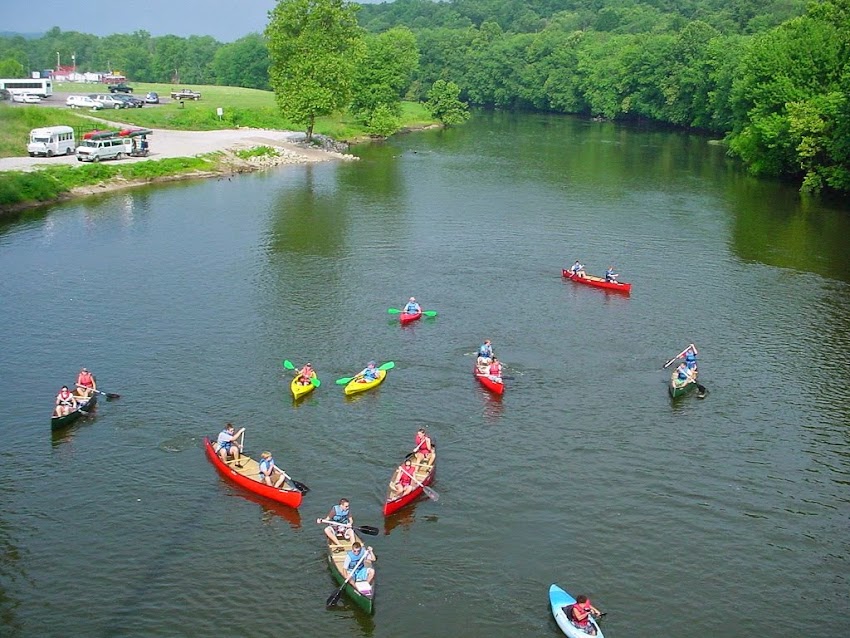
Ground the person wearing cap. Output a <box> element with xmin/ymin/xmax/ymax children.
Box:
<box><xmin>356</xmin><ymin>361</ymin><xmax>380</xmax><ymax>383</ymax></box>
<box><xmin>54</xmin><ymin>385</ymin><xmax>78</xmax><ymax>417</ymax></box>
<box><xmin>296</xmin><ymin>362</ymin><xmax>315</xmax><ymax>386</ymax></box>
<box><xmin>403</xmin><ymin>297</ymin><xmax>421</xmax><ymax>313</ymax></box>
<box><xmin>76</xmin><ymin>367</ymin><xmax>97</xmax><ymax>398</ymax></box>
<box><xmin>215</xmin><ymin>422</ymin><xmax>245</xmax><ymax>466</ymax></box>
<box><xmin>478</xmin><ymin>340</ymin><xmax>494</xmax><ymax>361</ymax></box>
<box><xmin>569</xmin><ymin>594</ymin><xmax>601</xmax><ymax>634</ymax></box>
<box><xmin>258</xmin><ymin>451</ymin><xmax>286</xmax><ymax>487</ymax></box>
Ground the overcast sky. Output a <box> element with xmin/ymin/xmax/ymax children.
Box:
<box><xmin>0</xmin><ymin>0</ymin><xmax>384</xmax><ymax>42</ymax></box>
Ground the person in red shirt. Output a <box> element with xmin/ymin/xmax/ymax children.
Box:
<box><xmin>413</xmin><ymin>428</ymin><xmax>433</xmax><ymax>464</ymax></box>
<box><xmin>76</xmin><ymin>367</ymin><xmax>97</xmax><ymax>398</ymax></box>
<box><xmin>389</xmin><ymin>459</ymin><xmax>416</xmax><ymax>498</ymax></box>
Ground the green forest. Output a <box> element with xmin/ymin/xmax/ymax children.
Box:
<box><xmin>1</xmin><ymin>0</ymin><xmax>848</xmax><ymax>195</ymax></box>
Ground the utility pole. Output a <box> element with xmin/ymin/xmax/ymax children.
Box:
<box><xmin>56</xmin><ymin>51</ymin><xmax>60</xmax><ymax>71</ymax></box>
<box><xmin>72</xmin><ymin>53</ymin><xmax>76</xmax><ymax>79</ymax></box>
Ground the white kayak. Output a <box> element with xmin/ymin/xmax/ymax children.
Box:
<box><xmin>549</xmin><ymin>584</ymin><xmax>605</xmax><ymax>638</ymax></box>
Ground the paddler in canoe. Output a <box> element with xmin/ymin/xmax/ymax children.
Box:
<box><xmin>569</xmin><ymin>260</ymin><xmax>586</xmax><ymax>278</ymax></box>
<box><xmin>345</xmin><ymin>542</ymin><xmax>376</xmax><ymax>589</ymax></box>
<box><xmin>54</xmin><ymin>385</ymin><xmax>78</xmax><ymax>417</ymax></box>
<box><xmin>214</xmin><ymin>422</ymin><xmax>245</xmax><ymax>466</ymax></box>
<box><xmin>75</xmin><ymin>367</ymin><xmax>97</xmax><ymax>398</ymax></box>
<box><xmin>604</xmin><ymin>266</ymin><xmax>619</xmax><ymax>283</ymax></box>
<box><xmin>487</xmin><ymin>357</ymin><xmax>504</xmax><ymax>383</ymax></box>
<box><xmin>258</xmin><ymin>451</ymin><xmax>287</xmax><ymax>488</ymax></box>
<box><xmin>388</xmin><ymin>458</ymin><xmax>416</xmax><ymax>498</ymax></box>
<box><xmin>323</xmin><ymin>498</ymin><xmax>355</xmax><ymax>546</ymax></box>
<box><xmin>413</xmin><ymin>428</ymin><xmax>434</xmax><ymax>463</ymax></box>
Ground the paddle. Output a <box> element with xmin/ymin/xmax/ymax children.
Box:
<box><xmin>276</xmin><ymin>470</ymin><xmax>310</xmax><ymax>493</ymax></box>
<box><xmin>662</xmin><ymin>346</ymin><xmax>691</xmax><ymax>369</ymax></box>
<box><xmin>80</xmin><ymin>386</ymin><xmax>121</xmax><ymax>400</ymax></box>
<box><xmin>316</xmin><ymin>518</ymin><xmax>380</xmax><ymax>536</ymax></box>
<box><xmin>282</xmin><ymin>360</ymin><xmax>321</xmax><ymax>387</ymax></box>
<box><xmin>399</xmin><ymin>468</ymin><xmax>439</xmax><ymax>501</ymax></box>
<box><xmin>388</xmin><ymin>308</ymin><xmax>438</xmax><ymax>317</ymax></box>
<box><xmin>326</xmin><ymin>547</ymin><xmax>370</xmax><ymax>607</ymax></box>
<box><xmin>335</xmin><ymin>361</ymin><xmax>395</xmax><ymax>385</ymax></box>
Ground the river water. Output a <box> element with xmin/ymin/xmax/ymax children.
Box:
<box><xmin>1</xmin><ymin>112</ymin><xmax>848</xmax><ymax>638</ymax></box>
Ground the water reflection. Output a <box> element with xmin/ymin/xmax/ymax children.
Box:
<box><xmin>230</xmin><ymin>489</ymin><xmax>303</xmax><ymax>530</ymax></box>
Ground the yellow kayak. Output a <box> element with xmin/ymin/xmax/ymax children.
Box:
<box><xmin>290</xmin><ymin>373</ymin><xmax>318</xmax><ymax>400</ymax></box>
<box><xmin>344</xmin><ymin>369</ymin><xmax>387</xmax><ymax>395</ymax></box>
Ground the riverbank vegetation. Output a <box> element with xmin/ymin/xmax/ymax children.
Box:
<box><xmin>2</xmin><ymin>0</ymin><xmax>848</xmax><ymax>194</ymax></box>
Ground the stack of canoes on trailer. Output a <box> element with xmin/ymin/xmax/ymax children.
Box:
<box><xmin>562</xmin><ymin>269</ymin><xmax>632</xmax><ymax>293</ymax></box>
<box><xmin>203</xmin><ymin>437</ymin><xmax>304</xmax><ymax>508</ymax></box>
<box><xmin>382</xmin><ymin>448</ymin><xmax>437</xmax><ymax>516</ymax></box>
<box><xmin>325</xmin><ymin>529</ymin><xmax>375</xmax><ymax>614</ymax></box>
<box><xmin>50</xmin><ymin>391</ymin><xmax>97</xmax><ymax>431</ymax></box>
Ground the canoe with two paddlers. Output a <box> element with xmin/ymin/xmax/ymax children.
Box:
<box><xmin>562</xmin><ymin>269</ymin><xmax>631</xmax><ymax>293</ymax></box>
<box><xmin>203</xmin><ymin>437</ymin><xmax>306</xmax><ymax>508</ymax></box>
<box><xmin>51</xmin><ymin>390</ymin><xmax>97</xmax><ymax>431</ymax></box>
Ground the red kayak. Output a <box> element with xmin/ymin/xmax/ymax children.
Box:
<box><xmin>399</xmin><ymin>310</ymin><xmax>422</xmax><ymax>325</ymax></box>
<box><xmin>382</xmin><ymin>448</ymin><xmax>437</xmax><ymax>516</ymax></box>
<box><xmin>474</xmin><ymin>365</ymin><xmax>505</xmax><ymax>395</ymax></box>
<box><xmin>562</xmin><ymin>269</ymin><xmax>632</xmax><ymax>293</ymax></box>
<box><xmin>203</xmin><ymin>437</ymin><xmax>303</xmax><ymax>508</ymax></box>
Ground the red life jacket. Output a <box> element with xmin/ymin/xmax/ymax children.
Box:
<box><xmin>78</xmin><ymin>372</ymin><xmax>94</xmax><ymax>388</ymax></box>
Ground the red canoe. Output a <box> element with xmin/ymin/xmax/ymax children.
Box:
<box><xmin>382</xmin><ymin>448</ymin><xmax>437</xmax><ymax>516</ymax></box>
<box><xmin>399</xmin><ymin>310</ymin><xmax>422</xmax><ymax>325</ymax></box>
<box><xmin>562</xmin><ymin>269</ymin><xmax>632</xmax><ymax>293</ymax></box>
<box><xmin>474</xmin><ymin>365</ymin><xmax>505</xmax><ymax>395</ymax></box>
<box><xmin>203</xmin><ymin>437</ymin><xmax>303</xmax><ymax>508</ymax></box>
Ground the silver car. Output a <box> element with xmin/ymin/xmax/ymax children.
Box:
<box><xmin>90</xmin><ymin>94</ymin><xmax>126</xmax><ymax>109</ymax></box>
<box><xmin>66</xmin><ymin>95</ymin><xmax>104</xmax><ymax>110</ymax></box>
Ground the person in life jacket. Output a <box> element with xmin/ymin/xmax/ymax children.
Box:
<box><xmin>605</xmin><ymin>266</ymin><xmax>619</xmax><ymax>282</ymax></box>
<box><xmin>76</xmin><ymin>368</ymin><xmax>97</xmax><ymax>397</ymax></box>
<box><xmin>413</xmin><ymin>428</ymin><xmax>433</xmax><ymax>464</ymax></box>
<box><xmin>345</xmin><ymin>542</ymin><xmax>376</xmax><ymax>587</ymax></box>
<box><xmin>684</xmin><ymin>344</ymin><xmax>698</xmax><ymax>371</ymax></box>
<box><xmin>568</xmin><ymin>595</ymin><xmax>601</xmax><ymax>634</ymax></box>
<box><xmin>478</xmin><ymin>340</ymin><xmax>494</xmax><ymax>361</ymax></box>
<box><xmin>258</xmin><ymin>451</ymin><xmax>286</xmax><ymax>487</ymax></box>
<box><xmin>488</xmin><ymin>357</ymin><xmax>503</xmax><ymax>382</ymax></box>
<box><xmin>215</xmin><ymin>422</ymin><xmax>245</xmax><ymax>466</ymax></box>
<box><xmin>570</xmin><ymin>260</ymin><xmax>586</xmax><ymax>278</ymax></box>
<box><xmin>323</xmin><ymin>498</ymin><xmax>354</xmax><ymax>545</ymax></box>
<box><xmin>675</xmin><ymin>362</ymin><xmax>694</xmax><ymax>384</ymax></box>
<box><xmin>297</xmin><ymin>362</ymin><xmax>315</xmax><ymax>386</ymax></box>
<box><xmin>54</xmin><ymin>386</ymin><xmax>78</xmax><ymax>417</ymax></box>
<box><xmin>389</xmin><ymin>458</ymin><xmax>416</xmax><ymax>498</ymax></box>
<box><xmin>357</xmin><ymin>361</ymin><xmax>380</xmax><ymax>383</ymax></box>
<box><xmin>403</xmin><ymin>297</ymin><xmax>421</xmax><ymax>313</ymax></box>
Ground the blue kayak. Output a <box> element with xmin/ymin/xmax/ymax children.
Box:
<box><xmin>549</xmin><ymin>584</ymin><xmax>605</xmax><ymax>638</ymax></box>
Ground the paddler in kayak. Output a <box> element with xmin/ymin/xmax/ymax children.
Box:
<box><xmin>403</xmin><ymin>297</ymin><xmax>421</xmax><ymax>313</ymax></box>
<box><xmin>296</xmin><ymin>362</ymin><xmax>315</xmax><ymax>385</ymax></box>
<box><xmin>568</xmin><ymin>595</ymin><xmax>602</xmax><ymax>634</ymax></box>
<box><xmin>354</xmin><ymin>361</ymin><xmax>380</xmax><ymax>383</ymax></box>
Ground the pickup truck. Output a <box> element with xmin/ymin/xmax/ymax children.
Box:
<box><xmin>108</xmin><ymin>83</ymin><xmax>134</xmax><ymax>93</ymax></box>
<box><xmin>170</xmin><ymin>89</ymin><xmax>201</xmax><ymax>100</ymax></box>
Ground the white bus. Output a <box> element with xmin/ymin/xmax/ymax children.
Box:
<box><xmin>0</xmin><ymin>78</ymin><xmax>53</xmax><ymax>97</ymax></box>
<box><xmin>27</xmin><ymin>126</ymin><xmax>75</xmax><ymax>157</ymax></box>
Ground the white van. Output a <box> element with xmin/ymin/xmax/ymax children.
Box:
<box><xmin>27</xmin><ymin>126</ymin><xmax>75</xmax><ymax>157</ymax></box>
<box><xmin>76</xmin><ymin>137</ymin><xmax>132</xmax><ymax>162</ymax></box>
<box><xmin>66</xmin><ymin>95</ymin><xmax>103</xmax><ymax>110</ymax></box>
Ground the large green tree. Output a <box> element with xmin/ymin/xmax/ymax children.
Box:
<box><xmin>425</xmin><ymin>79</ymin><xmax>470</xmax><ymax>126</ymax></box>
<box><xmin>266</xmin><ymin>0</ymin><xmax>365</xmax><ymax>141</ymax></box>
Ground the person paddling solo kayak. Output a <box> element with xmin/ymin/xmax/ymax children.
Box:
<box><xmin>404</xmin><ymin>297</ymin><xmax>421</xmax><ymax>313</ymax></box>
<box><xmin>568</xmin><ymin>595</ymin><xmax>602</xmax><ymax>635</ymax></box>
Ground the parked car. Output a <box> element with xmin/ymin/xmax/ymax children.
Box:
<box><xmin>12</xmin><ymin>93</ymin><xmax>41</xmax><ymax>103</ymax></box>
<box><xmin>90</xmin><ymin>94</ymin><xmax>126</xmax><ymax>109</ymax></box>
<box><xmin>108</xmin><ymin>83</ymin><xmax>134</xmax><ymax>93</ymax></box>
<box><xmin>66</xmin><ymin>95</ymin><xmax>104</xmax><ymax>110</ymax></box>
<box><xmin>113</xmin><ymin>94</ymin><xmax>144</xmax><ymax>108</ymax></box>
<box><xmin>170</xmin><ymin>88</ymin><xmax>201</xmax><ymax>100</ymax></box>
<box><xmin>144</xmin><ymin>91</ymin><xmax>159</xmax><ymax>104</ymax></box>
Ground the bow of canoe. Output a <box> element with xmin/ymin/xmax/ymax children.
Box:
<box><xmin>50</xmin><ymin>391</ymin><xmax>97</xmax><ymax>431</ymax></box>
<box><xmin>669</xmin><ymin>369</ymin><xmax>698</xmax><ymax>397</ymax></box>
<box><xmin>203</xmin><ymin>437</ymin><xmax>303</xmax><ymax>508</ymax></box>
<box><xmin>325</xmin><ymin>529</ymin><xmax>375</xmax><ymax>614</ymax></box>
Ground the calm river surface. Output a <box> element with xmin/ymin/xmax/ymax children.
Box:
<box><xmin>1</xmin><ymin>112</ymin><xmax>849</xmax><ymax>638</ymax></box>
